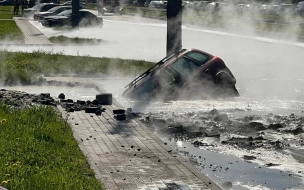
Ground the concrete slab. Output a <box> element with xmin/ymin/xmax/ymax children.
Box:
<box><xmin>13</xmin><ymin>17</ymin><xmax>52</xmax><ymax>45</ymax></box>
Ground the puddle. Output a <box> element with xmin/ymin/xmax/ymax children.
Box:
<box><xmin>161</xmin><ymin>140</ymin><xmax>303</xmax><ymax>190</ymax></box>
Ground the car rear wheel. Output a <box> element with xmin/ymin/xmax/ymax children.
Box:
<box><xmin>215</xmin><ymin>71</ymin><xmax>239</xmax><ymax>97</ymax></box>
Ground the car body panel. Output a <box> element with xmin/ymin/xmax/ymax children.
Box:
<box><xmin>22</xmin><ymin>3</ymin><xmax>60</xmax><ymax>17</ymax></box>
<box><xmin>33</xmin><ymin>6</ymin><xmax>72</xmax><ymax>21</ymax></box>
<box><xmin>41</xmin><ymin>10</ymin><xmax>103</xmax><ymax>28</ymax></box>
<box><xmin>277</xmin><ymin>3</ymin><xmax>295</xmax><ymax>15</ymax></box>
<box><xmin>122</xmin><ymin>49</ymin><xmax>239</xmax><ymax>101</ymax></box>
<box><xmin>62</xmin><ymin>1</ymin><xmax>85</xmax><ymax>9</ymax></box>
<box><xmin>295</xmin><ymin>1</ymin><xmax>304</xmax><ymax>15</ymax></box>
<box><xmin>0</xmin><ymin>0</ymin><xmax>13</xmax><ymax>5</ymax></box>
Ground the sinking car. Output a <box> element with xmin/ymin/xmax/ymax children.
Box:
<box><xmin>122</xmin><ymin>48</ymin><xmax>239</xmax><ymax>101</ymax></box>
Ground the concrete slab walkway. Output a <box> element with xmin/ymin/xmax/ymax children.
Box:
<box><xmin>13</xmin><ymin>17</ymin><xmax>52</xmax><ymax>45</ymax></box>
<box><xmin>46</xmin><ymin>77</ymin><xmax>221</xmax><ymax>190</ymax></box>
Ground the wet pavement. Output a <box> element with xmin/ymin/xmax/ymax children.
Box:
<box><xmin>0</xmin><ymin>77</ymin><xmax>221</xmax><ymax>190</ymax></box>
<box><xmin>2</xmin><ymin>77</ymin><xmax>304</xmax><ymax>190</ymax></box>
<box><xmin>47</xmin><ymin>77</ymin><xmax>220</xmax><ymax>190</ymax></box>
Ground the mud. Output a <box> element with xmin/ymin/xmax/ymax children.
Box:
<box><xmin>138</xmin><ymin>109</ymin><xmax>304</xmax><ymax>189</ymax></box>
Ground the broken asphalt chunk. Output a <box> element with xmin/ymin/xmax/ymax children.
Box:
<box><xmin>205</xmin><ymin>131</ymin><xmax>220</xmax><ymax>137</ymax></box>
<box><xmin>96</xmin><ymin>93</ymin><xmax>112</xmax><ymax>105</ymax></box>
<box><xmin>114</xmin><ymin>114</ymin><xmax>126</xmax><ymax>120</ymax></box>
<box><xmin>113</xmin><ymin>109</ymin><xmax>125</xmax><ymax>114</ymax></box>
<box><xmin>243</xmin><ymin>155</ymin><xmax>257</xmax><ymax>160</ymax></box>
<box><xmin>249</xmin><ymin>122</ymin><xmax>266</xmax><ymax>131</ymax></box>
<box><xmin>85</xmin><ymin>107</ymin><xmax>98</xmax><ymax>113</ymax></box>
<box><xmin>58</xmin><ymin>93</ymin><xmax>65</xmax><ymax>99</ymax></box>
<box><xmin>214</xmin><ymin>114</ymin><xmax>229</xmax><ymax>122</ymax></box>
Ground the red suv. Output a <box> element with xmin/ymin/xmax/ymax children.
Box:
<box><xmin>123</xmin><ymin>48</ymin><xmax>239</xmax><ymax>101</ymax></box>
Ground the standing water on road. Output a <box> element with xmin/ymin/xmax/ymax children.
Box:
<box><xmin>1</xmin><ymin>14</ymin><xmax>304</xmax><ymax>189</ymax></box>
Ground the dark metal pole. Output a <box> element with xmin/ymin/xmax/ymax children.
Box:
<box><xmin>72</xmin><ymin>0</ymin><xmax>80</xmax><ymax>28</ymax></box>
<box><xmin>166</xmin><ymin>0</ymin><xmax>182</xmax><ymax>56</ymax></box>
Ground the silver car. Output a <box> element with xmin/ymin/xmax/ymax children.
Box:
<box><xmin>295</xmin><ymin>1</ymin><xmax>304</xmax><ymax>15</ymax></box>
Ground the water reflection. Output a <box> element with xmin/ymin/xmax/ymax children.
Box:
<box><xmin>165</xmin><ymin>140</ymin><xmax>303</xmax><ymax>190</ymax></box>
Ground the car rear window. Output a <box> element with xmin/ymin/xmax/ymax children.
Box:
<box><xmin>58</xmin><ymin>9</ymin><xmax>72</xmax><ymax>16</ymax></box>
<box><xmin>41</xmin><ymin>5</ymin><xmax>57</xmax><ymax>12</ymax></box>
<box><xmin>185</xmin><ymin>51</ymin><xmax>209</xmax><ymax>66</ymax></box>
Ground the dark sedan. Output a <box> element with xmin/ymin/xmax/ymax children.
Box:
<box><xmin>122</xmin><ymin>48</ymin><xmax>239</xmax><ymax>101</ymax></box>
<box><xmin>41</xmin><ymin>9</ymin><xmax>103</xmax><ymax>28</ymax></box>
<box><xmin>34</xmin><ymin>6</ymin><xmax>72</xmax><ymax>21</ymax></box>
<box><xmin>0</xmin><ymin>0</ymin><xmax>13</xmax><ymax>5</ymax></box>
<box><xmin>22</xmin><ymin>3</ymin><xmax>60</xmax><ymax>17</ymax></box>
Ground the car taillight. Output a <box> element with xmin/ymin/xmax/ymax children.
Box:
<box><xmin>214</xmin><ymin>56</ymin><xmax>224</xmax><ymax>62</ymax></box>
<box><xmin>214</xmin><ymin>56</ymin><xmax>220</xmax><ymax>60</ymax></box>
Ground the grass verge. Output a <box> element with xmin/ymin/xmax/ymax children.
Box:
<box><xmin>0</xmin><ymin>20</ymin><xmax>23</xmax><ymax>42</ymax></box>
<box><xmin>0</xmin><ymin>50</ymin><xmax>154</xmax><ymax>85</ymax></box>
<box><xmin>0</xmin><ymin>6</ymin><xmax>23</xmax><ymax>42</ymax></box>
<box><xmin>0</xmin><ymin>104</ymin><xmax>104</xmax><ymax>190</ymax></box>
<box><xmin>49</xmin><ymin>35</ymin><xmax>103</xmax><ymax>45</ymax></box>
<box><xmin>0</xmin><ymin>6</ymin><xmax>14</xmax><ymax>19</ymax></box>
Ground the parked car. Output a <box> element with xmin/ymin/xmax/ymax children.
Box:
<box><xmin>259</xmin><ymin>4</ymin><xmax>279</xmax><ymax>15</ymax></box>
<box><xmin>235</xmin><ymin>4</ymin><xmax>251</xmax><ymax>14</ymax></box>
<box><xmin>182</xmin><ymin>0</ymin><xmax>192</xmax><ymax>8</ymax></box>
<box><xmin>149</xmin><ymin>1</ymin><xmax>166</xmax><ymax>8</ymax></box>
<box><xmin>206</xmin><ymin>2</ymin><xmax>230</xmax><ymax>13</ymax></box>
<box><xmin>193</xmin><ymin>1</ymin><xmax>209</xmax><ymax>11</ymax></box>
<box><xmin>99</xmin><ymin>0</ymin><xmax>122</xmax><ymax>15</ymax></box>
<box><xmin>0</xmin><ymin>0</ymin><xmax>13</xmax><ymax>5</ymax></box>
<box><xmin>41</xmin><ymin>9</ymin><xmax>103</xmax><ymax>28</ymax></box>
<box><xmin>33</xmin><ymin>5</ymin><xmax>72</xmax><ymax>21</ymax></box>
<box><xmin>122</xmin><ymin>48</ymin><xmax>239</xmax><ymax>101</ymax></box>
<box><xmin>277</xmin><ymin>3</ymin><xmax>295</xmax><ymax>15</ymax></box>
<box><xmin>295</xmin><ymin>1</ymin><xmax>304</xmax><ymax>16</ymax></box>
<box><xmin>62</xmin><ymin>1</ymin><xmax>86</xmax><ymax>9</ymax></box>
<box><xmin>22</xmin><ymin>3</ymin><xmax>60</xmax><ymax>17</ymax></box>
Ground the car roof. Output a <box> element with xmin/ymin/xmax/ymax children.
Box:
<box><xmin>124</xmin><ymin>49</ymin><xmax>213</xmax><ymax>88</ymax></box>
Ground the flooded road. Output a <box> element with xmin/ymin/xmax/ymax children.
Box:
<box><xmin>1</xmin><ymin>14</ymin><xmax>304</xmax><ymax>189</ymax></box>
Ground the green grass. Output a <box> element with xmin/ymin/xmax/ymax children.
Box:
<box><xmin>0</xmin><ymin>6</ymin><xmax>23</xmax><ymax>42</ymax></box>
<box><xmin>85</xmin><ymin>3</ymin><xmax>97</xmax><ymax>10</ymax></box>
<box><xmin>0</xmin><ymin>50</ymin><xmax>154</xmax><ymax>85</ymax></box>
<box><xmin>0</xmin><ymin>6</ymin><xmax>15</xmax><ymax>19</ymax></box>
<box><xmin>0</xmin><ymin>104</ymin><xmax>104</xmax><ymax>190</ymax></box>
<box><xmin>0</xmin><ymin>20</ymin><xmax>24</xmax><ymax>42</ymax></box>
<box><xmin>49</xmin><ymin>35</ymin><xmax>103</xmax><ymax>45</ymax></box>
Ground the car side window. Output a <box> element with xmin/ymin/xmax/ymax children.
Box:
<box><xmin>132</xmin><ymin>78</ymin><xmax>155</xmax><ymax>97</ymax></box>
<box><xmin>42</xmin><ymin>5</ymin><xmax>53</xmax><ymax>12</ymax></box>
<box><xmin>185</xmin><ymin>52</ymin><xmax>209</xmax><ymax>66</ymax></box>
<box><xmin>168</xmin><ymin>57</ymin><xmax>199</xmax><ymax>79</ymax></box>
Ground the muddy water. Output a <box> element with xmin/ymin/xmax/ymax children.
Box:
<box><xmin>1</xmin><ymin>79</ymin><xmax>304</xmax><ymax>189</ymax></box>
<box><xmin>97</xmin><ymin>78</ymin><xmax>304</xmax><ymax>190</ymax></box>
<box><xmin>165</xmin><ymin>140</ymin><xmax>301</xmax><ymax>190</ymax></box>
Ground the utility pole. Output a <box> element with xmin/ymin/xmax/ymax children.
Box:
<box><xmin>166</xmin><ymin>0</ymin><xmax>182</xmax><ymax>56</ymax></box>
<box><xmin>72</xmin><ymin>0</ymin><xmax>80</xmax><ymax>28</ymax></box>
